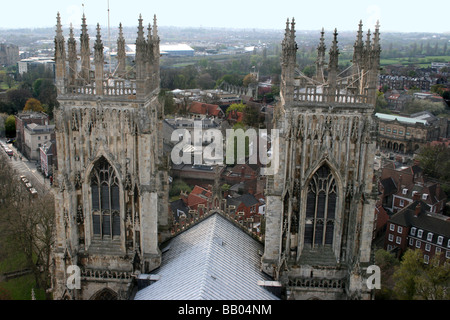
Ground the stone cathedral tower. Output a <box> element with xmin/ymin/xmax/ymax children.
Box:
<box><xmin>261</xmin><ymin>19</ymin><xmax>380</xmax><ymax>300</ymax></box>
<box><xmin>51</xmin><ymin>13</ymin><xmax>169</xmax><ymax>300</ymax></box>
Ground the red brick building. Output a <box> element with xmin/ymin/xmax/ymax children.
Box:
<box><xmin>384</xmin><ymin>201</ymin><xmax>450</xmax><ymax>263</ymax></box>
<box><xmin>181</xmin><ymin>185</ymin><xmax>212</xmax><ymax>211</ymax></box>
<box><xmin>14</xmin><ymin>111</ymin><xmax>50</xmax><ymax>156</ymax></box>
<box><xmin>226</xmin><ymin>193</ymin><xmax>260</xmax><ymax>220</ymax></box>
<box><xmin>188</xmin><ymin>101</ymin><xmax>224</xmax><ymax>119</ymax></box>
<box><xmin>380</xmin><ymin>162</ymin><xmax>446</xmax><ymax>214</ymax></box>
<box><xmin>373</xmin><ymin>202</ymin><xmax>389</xmax><ymax>239</ymax></box>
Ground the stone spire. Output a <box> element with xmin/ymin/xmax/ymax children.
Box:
<box><xmin>368</xmin><ymin>21</ymin><xmax>381</xmax><ymax>103</ymax></box>
<box><xmin>361</xmin><ymin>28</ymin><xmax>372</xmax><ymax>90</ymax></box>
<box><xmin>351</xmin><ymin>20</ymin><xmax>364</xmax><ymax>83</ymax></box>
<box><xmin>314</xmin><ymin>28</ymin><xmax>326</xmax><ymax>83</ymax></box>
<box><xmin>290</xmin><ymin>18</ymin><xmax>296</xmax><ymax>43</ymax></box>
<box><xmin>116</xmin><ymin>23</ymin><xmax>126</xmax><ymax>77</ymax></box>
<box><xmin>153</xmin><ymin>14</ymin><xmax>159</xmax><ymax>40</ymax></box>
<box><xmin>94</xmin><ymin>23</ymin><xmax>104</xmax><ymax>94</ymax></box>
<box><xmin>55</xmin><ymin>12</ymin><xmax>64</xmax><ymax>40</ymax></box>
<box><xmin>355</xmin><ymin>20</ymin><xmax>364</xmax><ymax>49</ymax></box>
<box><xmin>80</xmin><ymin>14</ymin><xmax>91</xmax><ymax>84</ymax></box>
<box><xmin>146</xmin><ymin>23</ymin><xmax>154</xmax><ymax>91</ymax></box>
<box><xmin>54</xmin><ymin>12</ymin><xmax>66</xmax><ymax>94</ymax></box>
<box><xmin>328</xmin><ymin>28</ymin><xmax>339</xmax><ymax>91</ymax></box>
<box><xmin>135</xmin><ymin>15</ymin><xmax>147</xmax><ymax>78</ymax></box>
<box><xmin>152</xmin><ymin>14</ymin><xmax>160</xmax><ymax>90</ymax></box>
<box><xmin>284</xmin><ymin>18</ymin><xmax>290</xmax><ymax>41</ymax></box>
<box><xmin>135</xmin><ymin>15</ymin><xmax>147</xmax><ymax>97</ymax></box>
<box><xmin>280</xmin><ymin>18</ymin><xmax>297</xmax><ymax>106</ymax></box>
<box><xmin>147</xmin><ymin>23</ymin><xmax>153</xmax><ymax>47</ymax></box>
<box><xmin>371</xmin><ymin>21</ymin><xmax>381</xmax><ymax>64</ymax></box>
<box><xmin>94</xmin><ymin>24</ymin><xmax>104</xmax><ymax>63</ymax></box>
<box><xmin>67</xmin><ymin>23</ymin><xmax>77</xmax><ymax>86</ymax></box>
<box><xmin>364</xmin><ymin>28</ymin><xmax>372</xmax><ymax>66</ymax></box>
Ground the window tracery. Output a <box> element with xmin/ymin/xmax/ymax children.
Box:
<box><xmin>90</xmin><ymin>157</ymin><xmax>121</xmax><ymax>239</ymax></box>
<box><xmin>304</xmin><ymin>165</ymin><xmax>337</xmax><ymax>247</ymax></box>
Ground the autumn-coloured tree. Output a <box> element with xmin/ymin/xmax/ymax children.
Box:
<box><xmin>23</xmin><ymin>98</ymin><xmax>43</xmax><ymax>112</ymax></box>
<box><xmin>6</xmin><ymin>88</ymin><xmax>32</xmax><ymax>112</ymax></box>
<box><xmin>243</xmin><ymin>73</ymin><xmax>257</xmax><ymax>87</ymax></box>
<box><xmin>393</xmin><ymin>249</ymin><xmax>450</xmax><ymax>300</ymax></box>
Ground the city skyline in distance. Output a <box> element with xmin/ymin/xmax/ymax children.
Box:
<box><xmin>1</xmin><ymin>0</ymin><xmax>449</xmax><ymax>34</ymax></box>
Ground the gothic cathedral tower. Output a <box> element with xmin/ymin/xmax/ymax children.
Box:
<box><xmin>51</xmin><ymin>13</ymin><xmax>169</xmax><ymax>300</ymax></box>
<box><xmin>262</xmin><ymin>19</ymin><xmax>380</xmax><ymax>300</ymax></box>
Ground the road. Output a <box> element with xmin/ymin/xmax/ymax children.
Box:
<box><xmin>1</xmin><ymin>139</ymin><xmax>53</xmax><ymax>196</ymax></box>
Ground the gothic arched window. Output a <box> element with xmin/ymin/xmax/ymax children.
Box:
<box><xmin>90</xmin><ymin>157</ymin><xmax>121</xmax><ymax>240</ymax></box>
<box><xmin>304</xmin><ymin>165</ymin><xmax>337</xmax><ymax>248</ymax></box>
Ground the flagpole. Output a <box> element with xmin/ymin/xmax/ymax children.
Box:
<box><xmin>108</xmin><ymin>0</ymin><xmax>112</xmax><ymax>76</ymax></box>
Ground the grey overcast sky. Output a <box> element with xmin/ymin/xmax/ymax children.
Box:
<box><xmin>1</xmin><ymin>0</ymin><xmax>449</xmax><ymax>33</ymax></box>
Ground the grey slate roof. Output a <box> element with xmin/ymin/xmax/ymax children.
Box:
<box><xmin>390</xmin><ymin>201</ymin><xmax>450</xmax><ymax>238</ymax></box>
<box><xmin>227</xmin><ymin>193</ymin><xmax>259</xmax><ymax>209</ymax></box>
<box><xmin>381</xmin><ymin>177</ymin><xmax>397</xmax><ymax>195</ymax></box>
<box><xmin>134</xmin><ymin>213</ymin><xmax>279</xmax><ymax>300</ymax></box>
<box><xmin>170</xmin><ymin>199</ymin><xmax>191</xmax><ymax>223</ymax></box>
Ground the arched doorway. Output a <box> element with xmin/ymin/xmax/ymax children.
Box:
<box><xmin>393</xmin><ymin>142</ymin><xmax>398</xmax><ymax>152</ymax></box>
<box><xmin>90</xmin><ymin>288</ymin><xmax>118</xmax><ymax>300</ymax></box>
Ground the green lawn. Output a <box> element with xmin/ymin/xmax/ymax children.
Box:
<box><xmin>0</xmin><ymin>228</ymin><xmax>46</xmax><ymax>300</ymax></box>
<box><xmin>0</xmin><ymin>274</ymin><xmax>46</xmax><ymax>300</ymax></box>
<box><xmin>380</xmin><ymin>55</ymin><xmax>450</xmax><ymax>67</ymax></box>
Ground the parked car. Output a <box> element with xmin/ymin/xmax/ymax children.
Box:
<box><xmin>4</xmin><ymin>148</ymin><xmax>13</xmax><ymax>156</ymax></box>
<box><xmin>29</xmin><ymin>188</ymin><xmax>38</xmax><ymax>197</ymax></box>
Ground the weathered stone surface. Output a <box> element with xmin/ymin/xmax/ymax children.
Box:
<box><xmin>262</xmin><ymin>19</ymin><xmax>380</xmax><ymax>300</ymax></box>
<box><xmin>51</xmin><ymin>13</ymin><xmax>167</xmax><ymax>300</ymax></box>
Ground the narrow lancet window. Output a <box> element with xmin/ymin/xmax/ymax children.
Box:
<box><xmin>304</xmin><ymin>165</ymin><xmax>337</xmax><ymax>247</ymax></box>
<box><xmin>90</xmin><ymin>157</ymin><xmax>121</xmax><ymax>239</ymax></box>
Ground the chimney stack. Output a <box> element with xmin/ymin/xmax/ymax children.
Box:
<box><xmin>414</xmin><ymin>202</ymin><xmax>421</xmax><ymax>217</ymax></box>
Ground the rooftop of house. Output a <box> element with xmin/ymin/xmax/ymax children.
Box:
<box><xmin>39</xmin><ymin>141</ymin><xmax>54</xmax><ymax>155</ymax></box>
<box><xmin>375</xmin><ymin>113</ymin><xmax>429</xmax><ymax>126</ymax></box>
<box><xmin>188</xmin><ymin>101</ymin><xmax>223</xmax><ymax>117</ymax></box>
<box><xmin>380</xmin><ymin>176</ymin><xmax>397</xmax><ymax>195</ymax></box>
<box><xmin>171</xmin><ymin>163</ymin><xmax>216</xmax><ymax>171</ymax></box>
<box><xmin>227</xmin><ymin>193</ymin><xmax>260</xmax><ymax>208</ymax></box>
<box><xmin>134</xmin><ymin>213</ymin><xmax>279</xmax><ymax>300</ymax></box>
<box><xmin>389</xmin><ymin>201</ymin><xmax>450</xmax><ymax>237</ymax></box>
<box><xmin>226</xmin><ymin>110</ymin><xmax>244</xmax><ymax>122</ymax></box>
<box><xmin>410</xmin><ymin>110</ymin><xmax>438</xmax><ymax>122</ymax></box>
<box><xmin>185</xmin><ymin>185</ymin><xmax>213</xmax><ymax>208</ymax></box>
<box><xmin>165</xmin><ymin>117</ymin><xmax>219</xmax><ymax>129</ymax></box>
<box><xmin>24</xmin><ymin>123</ymin><xmax>55</xmax><ymax>133</ymax></box>
<box><xmin>381</xmin><ymin>162</ymin><xmax>422</xmax><ymax>178</ymax></box>
<box><xmin>190</xmin><ymin>185</ymin><xmax>212</xmax><ymax>198</ymax></box>
<box><xmin>170</xmin><ymin>199</ymin><xmax>191</xmax><ymax>223</ymax></box>
<box><xmin>15</xmin><ymin>111</ymin><xmax>49</xmax><ymax>120</ymax></box>
<box><xmin>226</xmin><ymin>163</ymin><xmax>259</xmax><ymax>176</ymax></box>
<box><xmin>429</xmin><ymin>138</ymin><xmax>450</xmax><ymax>147</ymax></box>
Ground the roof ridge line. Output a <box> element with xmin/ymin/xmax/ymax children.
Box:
<box><xmin>198</xmin><ymin>213</ymin><xmax>219</xmax><ymax>299</ymax></box>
